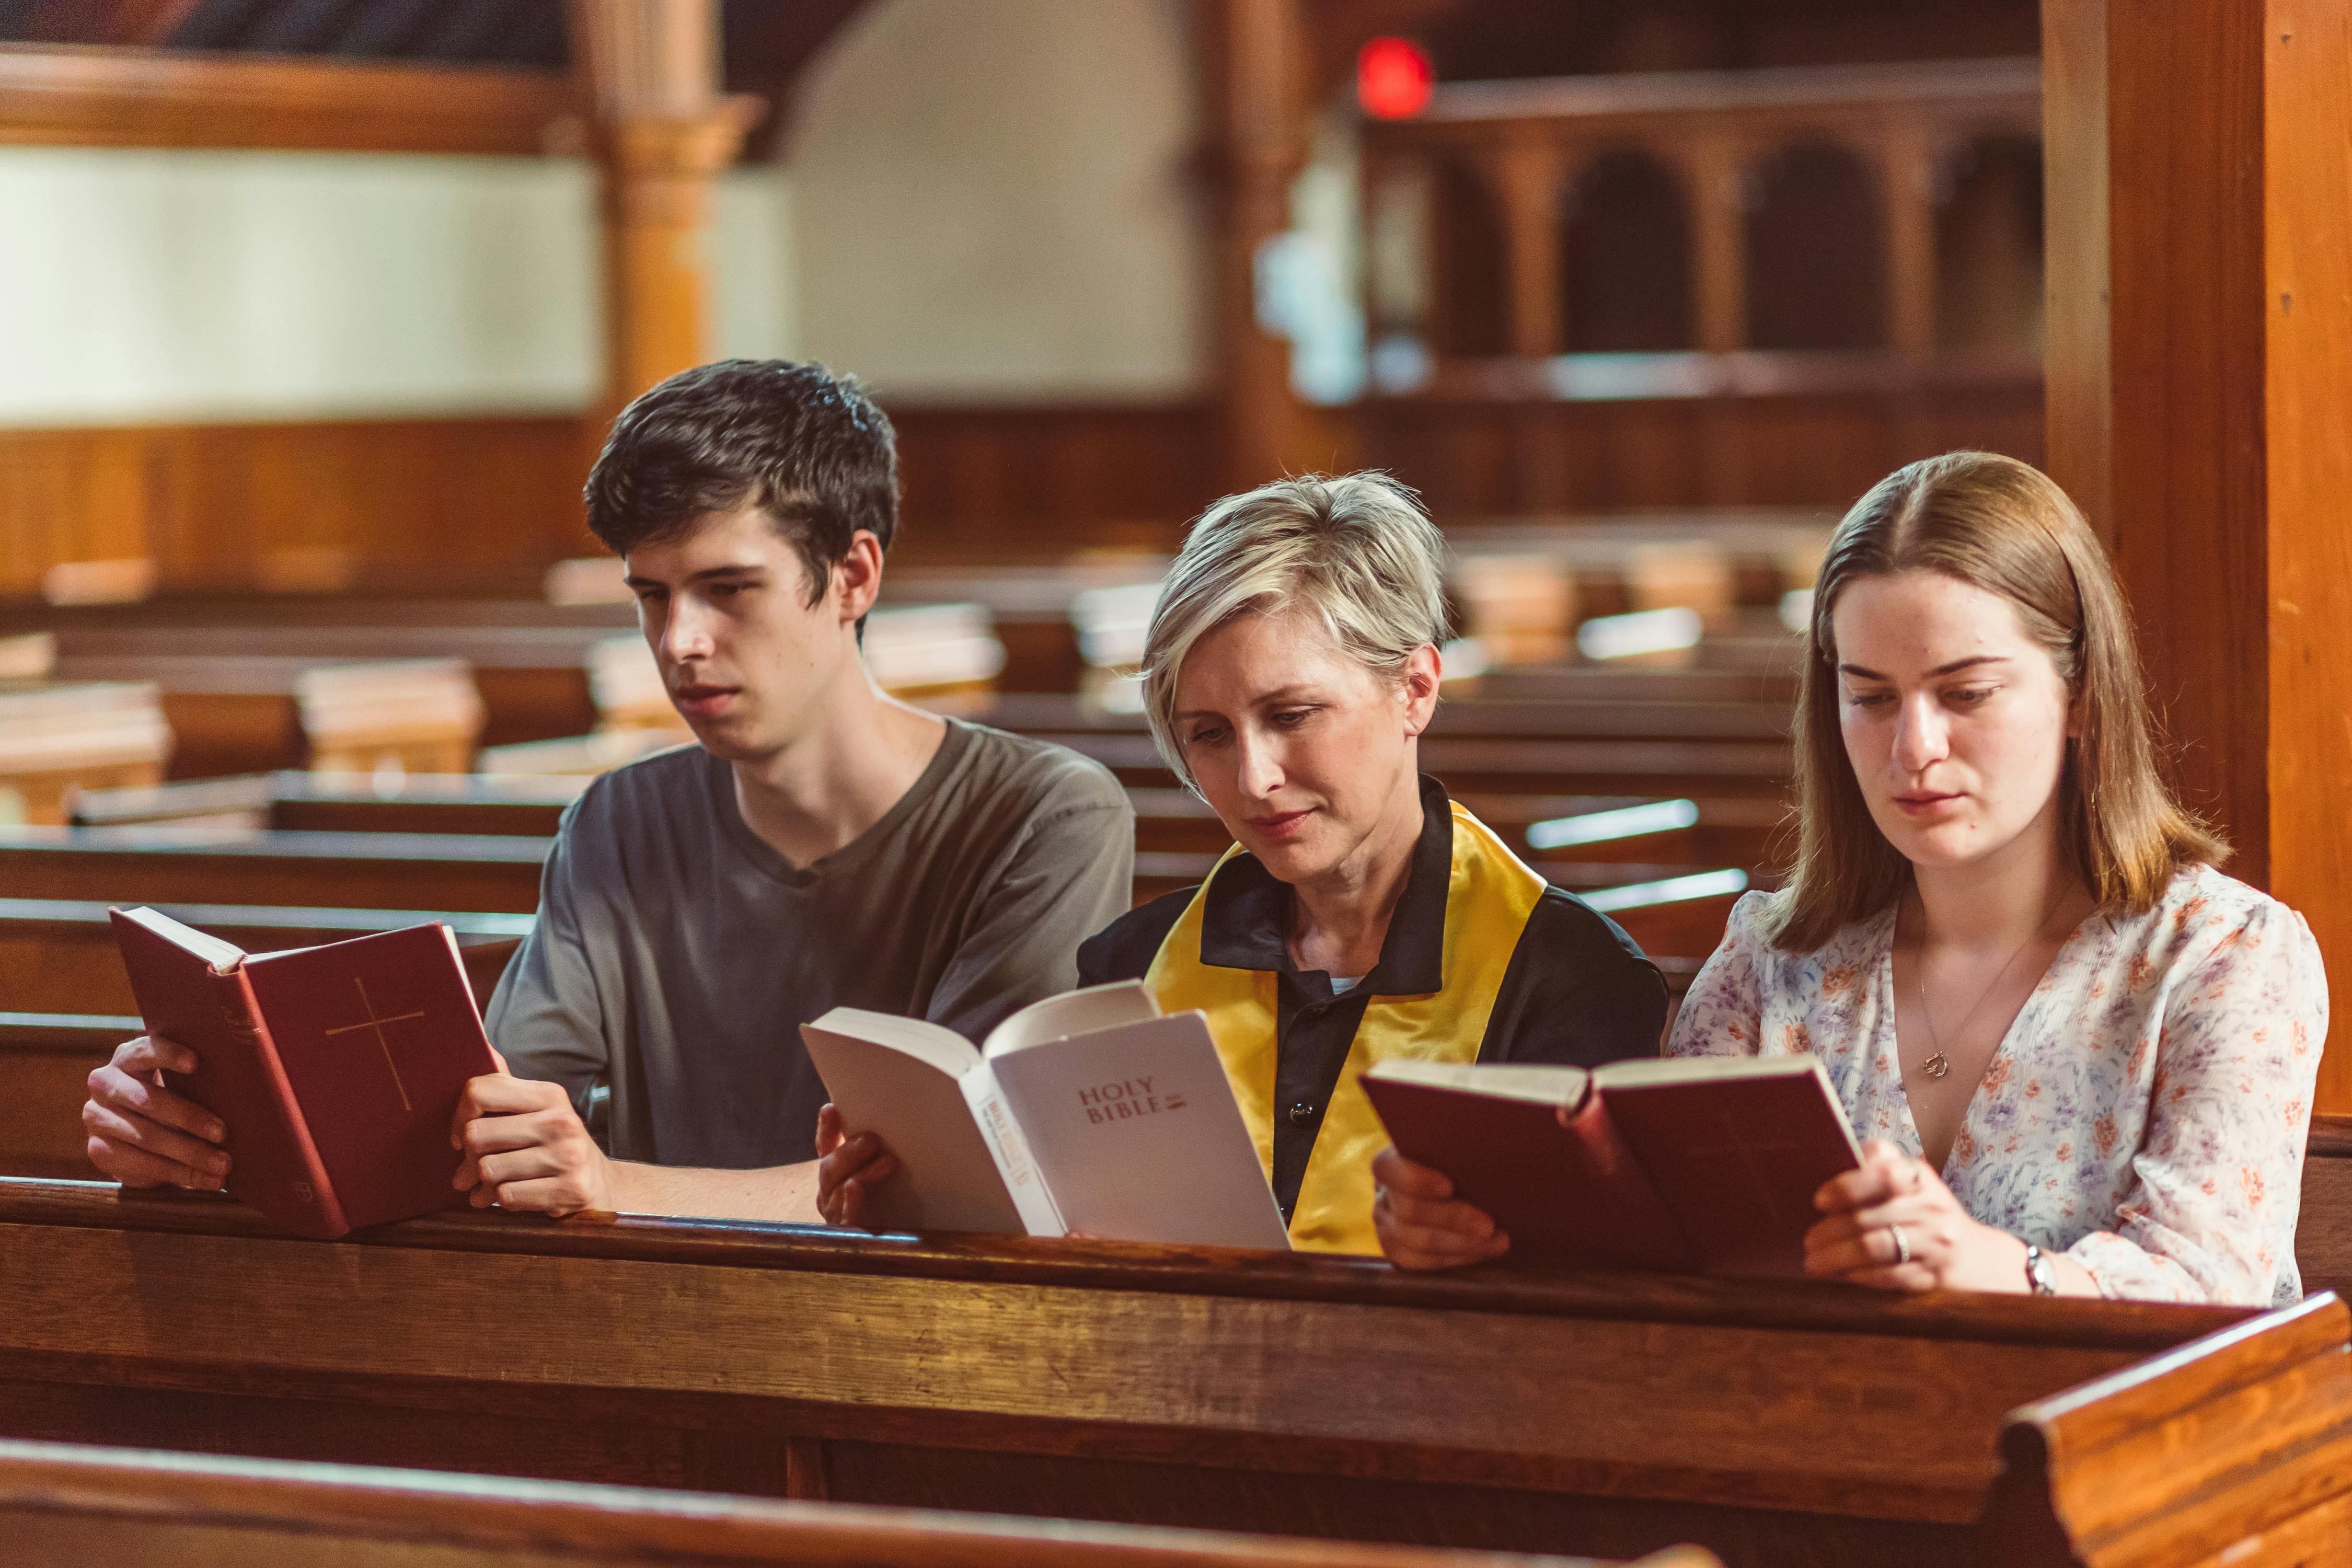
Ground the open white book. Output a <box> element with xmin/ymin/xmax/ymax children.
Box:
<box><xmin>800</xmin><ymin>981</ymin><xmax>1290</xmax><ymax>1250</ymax></box>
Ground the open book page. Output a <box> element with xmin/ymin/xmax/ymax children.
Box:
<box><xmin>1361</xmin><ymin>1060</ymin><xmax>1691</xmax><ymax>1271</ymax></box>
<box><xmin>985</xmin><ymin>1011</ymin><xmax>1290</xmax><ymax>1250</ymax></box>
<box><xmin>981</xmin><ymin>979</ymin><xmax>1160</xmax><ymax>1057</ymax></box>
<box><xmin>800</xmin><ymin>1009</ymin><xmax>1024</xmax><ymax>1236</ymax></box>
<box><xmin>1596</xmin><ymin>1057</ymin><xmax>1862</xmax><ymax>1277</ymax></box>
<box><xmin>117</xmin><ymin>904</ymin><xmax>246</xmax><ymax>970</ymax></box>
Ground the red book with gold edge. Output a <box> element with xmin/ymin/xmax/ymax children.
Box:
<box><xmin>109</xmin><ymin>906</ymin><xmax>500</xmax><ymax>1239</ymax></box>
<box><xmin>1362</xmin><ymin>1055</ymin><xmax>1863</xmax><ymax>1276</ymax></box>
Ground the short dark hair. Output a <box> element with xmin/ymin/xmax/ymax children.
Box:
<box><xmin>585</xmin><ymin>360</ymin><xmax>899</xmax><ymax>603</ymax></box>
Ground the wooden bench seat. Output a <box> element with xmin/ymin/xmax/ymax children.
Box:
<box><xmin>0</xmin><ymin>827</ymin><xmax>549</xmax><ymax>914</ymax></box>
<box><xmin>0</xmin><ymin>1179</ymin><xmax>2341</xmax><ymax>1567</ymax></box>
<box><xmin>0</xmin><ymin>1439</ymin><xmax>1703</xmax><ymax>1568</ymax></box>
<box><xmin>0</xmin><ymin>897</ymin><xmax>531</xmax><ymax>1017</ymax></box>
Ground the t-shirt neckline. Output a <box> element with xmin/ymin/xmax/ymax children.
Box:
<box><xmin>705</xmin><ymin>717</ymin><xmax>970</xmax><ymax>887</ymax></box>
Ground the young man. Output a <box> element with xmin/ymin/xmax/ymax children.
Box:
<box><xmin>82</xmin><ymin>359</ymin><xmax>1136</xmax><ymax>1221</ymax></box>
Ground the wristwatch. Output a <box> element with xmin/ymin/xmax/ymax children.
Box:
<box><xmin>2023</xmin><ymin>1243</ymin><xmax>2059</xmax><ymax>1297</ymax></box>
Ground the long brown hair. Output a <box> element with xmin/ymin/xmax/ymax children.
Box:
<box><xmin>1768</xmin><ymin>451</ymin><xmax>2223</xmax><ymax>953</ymax></box>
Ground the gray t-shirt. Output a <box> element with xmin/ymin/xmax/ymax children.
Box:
<box><xmin>484</xmin><ymin>719</ymin><xmax>1135</xmax><ymax>1169</ymax></box>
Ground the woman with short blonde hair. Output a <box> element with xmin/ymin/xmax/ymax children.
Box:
<box><xmin>1080</xmin><ymin>472</ymin><xmax>1666</xmax><ymax>1256</ymax></box>
<box><xmin>1378</xmin><ymin>452</ymin><xmax>2326</xmax><ymax>1300</ymax></box>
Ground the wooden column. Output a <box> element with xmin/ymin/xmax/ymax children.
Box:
<box><xmin>2045</xmin><ymin>0</ymin><xmax>2352</xmax><ymax>1111</ymax></box>
<box><xmin>571</xmin><ymin>0</ymin><xmax>759</xmax><ymax>429</ymax></box>
<box><xmin>1683</xmin><ymin>133</ymin><xmax>1747</xmax><ymax>354</ymax></box>
<box><xmin>1487</xmin><ymin>137</ymin><xmax>1564</xmax><ymax>359</ymax></box>
<box><xmin>1877</xmin><ymin>117</ymin><xmax>1938</xmax><ymax>359</ymax></box>
<box><xmin>1198</xmin><ymin>0</ymin><xmax>1312</xmax><ymax>491</ymax></box>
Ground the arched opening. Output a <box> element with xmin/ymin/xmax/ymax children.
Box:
<box><xmin>1743</xmin><ymin>141</ymin><xmax>1887</xmax><ymax>351</ymax></box>
<box><xmin>1560</xmin><ymin>148</ymin><xmax>1695</xmax><ymax>352</ymax></box>
<box><xmin>1935</xmin><ymin>133</ymin><xmax>2044</xmax><ymax>353</ymax></box>
<box><xmin>1426</xmin><ymin>155</ymin><xmax>1510</xmax><ymax>358</ymax></box>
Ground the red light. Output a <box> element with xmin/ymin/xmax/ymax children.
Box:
<box><xmin>1356</xmin><ymin>36</ymin><xmax>1433</xmax><ymax>120</ymax></box>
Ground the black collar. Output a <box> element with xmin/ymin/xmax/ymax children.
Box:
<box><xmin>1195</xmin><ymin>775</ymin><xmax>1452</xmax><ymax>997</ymax></box>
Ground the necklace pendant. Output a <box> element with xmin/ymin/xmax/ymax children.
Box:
<box><xmin>1922</xmin><ymin>1052</ymin><xmax>1951</xmax><ymax>1080</ymax></box>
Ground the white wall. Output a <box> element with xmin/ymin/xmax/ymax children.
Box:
<box><xmin>781</xmin><ymin>0</ymin><xmax>1207</xmax><ymax>401</ymax></box>
<box><xmin>0</xmin><ymin>0</ymin><xmax>1213</xmax><ymax>426</ymax></box>
<box><xmin>0</xmin><ymin>148</ymin><xmax>600</xmax><ymax>426</ymax></box>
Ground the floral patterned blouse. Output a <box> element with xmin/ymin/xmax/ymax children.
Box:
<box><xmin>1665</xmin><ymin>864</ymin><xmax>2327</xmax><ymax>1305</ymax></box>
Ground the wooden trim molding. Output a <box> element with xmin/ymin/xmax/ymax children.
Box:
<box><xmin>0</xmin><ymin>44</ymin><xmax>587</xmax><ymax>155</ymax></box>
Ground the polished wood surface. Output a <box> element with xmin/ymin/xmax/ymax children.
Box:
<box><xmin>0</xmin><ymin>43</ymin><xmax>581</xmax><ymax>154</ymax></box>
<box><xmin>0</xmin><ymin>1179</ymin><xmax>2333</xmax><ymax>1567</ymax></box>
<box><xmin>0</xmin><ymin>896</ymin><xmax>528</xmax><ymax>1018</ymax></box>
<box><xmin>0</xmin><ymin>418</ymin><xmax>592</xmax><ymax>603</ymax></box>
<box><xmin>1990</xmin><ymin>1295</ymin><xmax>2352</xmax><ymax>1568</ymax></box>
<box><xmin>0</xmin><ymin>1014</ymin><xmax>128</xmax><ymax>1180</ymax></box>
<box><xmin>2302</xmin><ymin>1116</ymin><xmax>2352</xmax><ymax>1302</ymax></box>
<box><xmin>2043</xmin><ymin>0</ymin><xmax>2352</xmax><ymax>1114</ymax></box>
<box><xmin>573</xmin><ymin>0</ymin><xmax>760</xmax><ymax>430</ymax></box>
<box><xmin>0</xmin><ymin>1439</ymin><xmax>1696</xmax><ymax>1568</ymax></box>
<box><xmin>1358</xmin><ymin>360</ymin><xmax>2042</xmax><ymax>518</ymax></box>
<box><xmin>0</xmin><ymin>827</ymin><xmax>550</xmax><ymax>914</ymax></box>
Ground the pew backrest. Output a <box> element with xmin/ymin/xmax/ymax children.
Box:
<box><xmin>0</xmin><ymin>1438</ymin><xmax>1705</xmax><ymax>1568</ymax></box>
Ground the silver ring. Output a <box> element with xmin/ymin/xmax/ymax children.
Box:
<box><xmin>1890</xmin><ymin>1224</ymin><xmax>1912</xmax><ymax>1266</ymax></box>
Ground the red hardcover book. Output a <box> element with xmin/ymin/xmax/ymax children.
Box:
<box><xmin>109</xmin><ymin>906</ymin><xmax>500</xmax><ymax>1239</ymax></box>
<box><xmin>1362</xmin><ymin>1055</ymin><xmax>1863</xmax><ymax>1276</ymax></box>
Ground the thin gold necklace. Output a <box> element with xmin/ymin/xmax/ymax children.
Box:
<box><xmin>1909</xmin><ymin>883</ymin><xmax>2071</xmax><ymax>1080</ymax></box>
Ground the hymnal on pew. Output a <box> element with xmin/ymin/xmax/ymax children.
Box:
<box><xmin>109</xmin><ymin>906</ymin><xmax>499</xmax><ymax>1240</ymax></box>
<box><xmin>802</xmin><ymin>981</ymin><xmax>1290</xmax><ymax>1249</ymax></box>
<box><xmin>1363</xmin><ymin>1055</ymin><xmax>1862</xmax><ymax>1276</ymax></box>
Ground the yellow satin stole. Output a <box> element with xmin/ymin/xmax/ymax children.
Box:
<box><xmin>1141</xmin><ymin>801</ymin><xmax>1547</xmax><ymax>1254</ymax></box>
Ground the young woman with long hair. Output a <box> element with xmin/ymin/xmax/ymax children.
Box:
<box><xmin>1375</xmin><ymin>452</ymin><xmax>2326</xmax><ymax>1303</ymax></box>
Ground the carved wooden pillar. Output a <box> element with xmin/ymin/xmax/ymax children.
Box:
<box><xmin>1487</xmin><ymin>137</ymin><xmax>1564</xmax><ymax>358</ymax></box>
<box><xmin>1198</xmin><ymin>0</ymin><xmax>1312</xmax><ymax>491</ymax></box>
<box><xmin>1683</xmin><ymin>133</ymin><xmax>1746</xmax><ymax>354</ymax></box>
<box><xmin>571</xmin><ymin>0</ymin><xmax>760</xmax><ymax>431</ymax></box>
<box><xmin>2045</xmin><ymin>0</ymin><xmax>2352</xmax><ymax>1110</ymax></box>
<box><xmin>1877</xmin><ymin>116</ymin><xmax>1939</xmax><ymax>359</ymax></box>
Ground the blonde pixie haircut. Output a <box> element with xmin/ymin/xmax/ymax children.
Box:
<box><xmin>1141</xmin><ymin>472</ymin><xmax>1450</xmax><ymax>792</ymax></box>
<box><xmin>1771</xmin><ymin>451</ymin><xmax>2224</xmax><ymax>953</ymax></box>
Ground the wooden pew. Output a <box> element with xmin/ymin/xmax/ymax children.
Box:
<box><xmin>48</xmin><ymin>654</ymin><xmax>486</xmax><ymax>779</ymax></box>
<box><xmin>982</xmin><ymin>693</ymin><xmax>1790</xmax><ymax>744</ymax></box>
<box><xmin>0</xmin><ymin>827</ymin><xmax>549</xmax><ymax>914</ymax></box>
<box><xmin>70</xmin><ymin>771</ymin><xmax>586</xmax><ymax>839</ymax></box>
<box><xmin>49</xmin><ymin>622</ymin><xmax>626</xmax><ymax>748</ymax></box>
<box><xmin>0</xmin><ymin>1180</ymin><xmax>2341</xmax><ymax>1568</ymax></box>
<box><xmin>65</xmin><ymin>774</ymin><xmax>1787</xmax><ymax>883</ymax></box>
<box><xmin>0</xmin><ymin>681</ymin><xmax>172</xmax><ymax>825</ymax></box>
<box><xmin>0</xmin><ymin>898</ymin><xmax>531</xmax><ymax>1017</ymax></box>
<box><xmin>0</xmin><ymin>1439</ymin><xmax>1703</xmax><ymax>1568</ymax></box>
<box><xmin>0</xmin><ymin>1014</ymin><xmax>128</xmax><ymax>1179</ymax></box>
<box><xmin>2299</xmin><ymin>1115</ymin><xmax>2352</xmax><ymax>1301</ymax></box>
<box><xmin>1043</xmin><ymin>733</ymin><xmax>1793</xmax><ymax>800</ymax></box>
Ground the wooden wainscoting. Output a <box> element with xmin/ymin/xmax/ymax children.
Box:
<box><xmin>1356</xmin><ymin>356</ymin><xmax>2046</xmax><ymax>518</ymax></box>
<box><xmin>0</xmin><ymin>376</ymin><xmax>2043</xmax><ymax>596</ymax></box>
<box><xmin>884</xmin><ymin>402</ymin><xmax>1219</xmax><ymax>562</ymax></box>
<box><xmin>0</xmin><ymin>418</ymin><xmax>595</xmax><ymax>599</ymax></box>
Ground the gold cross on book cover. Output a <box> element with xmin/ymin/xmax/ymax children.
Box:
<box><xmin>109</xmin><ymin>906</ymin><xmax>500</xmax><ymax>1240</ymax></box>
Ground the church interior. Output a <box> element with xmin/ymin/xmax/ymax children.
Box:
<box><xmin>1</xmin><ymin>2</ymin><xmax>2349</xmax><ymax>1564</ymax></box>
